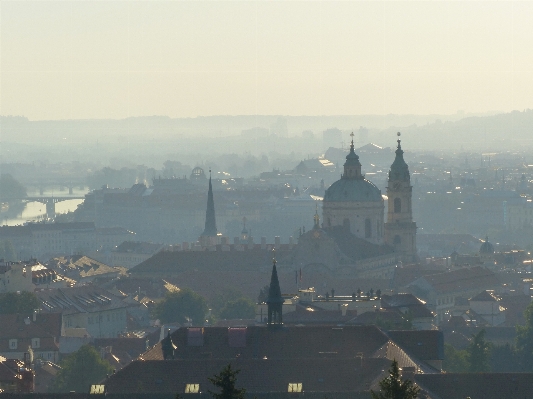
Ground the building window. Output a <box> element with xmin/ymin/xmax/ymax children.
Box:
<box><xmin>32</xmin><ymin>338</ymin><xmax>40</xmax><ymax>349</ymax></box>
<box><xmin>9</xmin><ymin>339</ymin><xmax>17</xmax><ymax>349</ymax></box>
<box><xmin>288</xmin><ymin>383</ymin><xmax>303</xmax><ymax>393</ymax></box>
<box><xmin>394</xmin><ymin>198</ymin><xmax>401</xmax><ymax>213</ymax></box>
<box><xmin>185</xmin><ymin>384</ymin><xmax>200</xmax><ymax>393</ymax></box>
<box><xmin>394</xmin><ymin>235</ymin><xmax>401</xmax><ymax>245</ymax></box>
<box><xmin>365</xmin><ymin>218</ymin><xmax>371</xmax><ymax>238</ymax></box>
<box><xmin>90</xmin><ymin>385</ymin><xmax>105</xmax><ymax>394</ymax></box>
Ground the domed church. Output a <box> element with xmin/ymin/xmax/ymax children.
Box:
<box><xmin>323</xmin><ymin>136</ymin><xmax>385</xmax><ymax>245</ymax></box>
<box><xmin>322</xmin><ymin>133</ymin><xmax>417</xmax><ymax>263</ymax></box>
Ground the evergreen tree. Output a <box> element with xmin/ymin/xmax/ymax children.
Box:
<box><xmin>443</xmin><ymin>343</ymin><xmax>469</xmax><ymax>372</ymax></box>
<box><xmin>51</xmin><ymin>345</ymin><xmax>113</xmax><ymax>393</ymax></box>
<box><xmin>208</xmin><ymin>364</ymin><xmax>246</xmax><ymax>399</ymax></box>
<box><xmin>467</xmin><ymin>329</ymin><xmax>491</xmax><ymax>372</ymax></box>
<box><xmin>0</xmin><ymin>291</ymin><xmax>40</xmax><ymax>314</ymax></box>
<box><xmin>152</xmin><ymin>288</ymin><xmax>208</xmax><ymax>326</ymax></box>
<box><xmin>219</xmin><ymin>297</ymin><xmax>255</xmax><ymax>320</ymax></box>
<box><xmin>491</xmin><ymin>344</ymin><xmax>519</xmax><ymax>372</ymax></box>
<box><xmin>516</xmin><ymin>301</ymin><xmax>533</xmax><ymax>371</ymax></box>
<box><xmin>371</xmin><ymin>359</ymin><xmax>419</xmax><ymax>399</ymax></box>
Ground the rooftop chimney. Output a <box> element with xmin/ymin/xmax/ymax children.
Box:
<box><xmin>275</xmin><ymin>236</ymin><xmax>280</xmax><ymax>250</ymax></box>
<box><xmin>261</xmin><ymin>237</ymin><xmax>267</xmax><ymax>250</ymax></box>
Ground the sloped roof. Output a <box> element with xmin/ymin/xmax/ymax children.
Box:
<box><xmin>415</xmin><ymin>373</ymin><xmax>533</xmax><ymax>399</ymax></box>
<box><xmin>381</xmin><ymin>293</ymin><xmax>424</xmax><ymax>308</ymax></box>
<box><xmin>470</xmin><ymin>290</ymin><xmax>498</xmax><ymax>302</ymax></box>
<box><xmin>141</xmin><ymin>325</ymin><xmax>390</xmax><ymax>361</ymax></box>
<box><xmin>322</xmin><ymin>226</ymin><xmax>394</xmax><ymax>260</ymax></box>
<box><xmin>387</xmin><ymin>330</ymin><xmax>444</xmax><ymax>361</ymax></box>
<box><xmin>114</xmin><ymin>241</ymin><xmax>163</xmax><ymax>254</ymax></box>
<box><xmin>350</xmin><ymin>309</ymin><xmax>404</xmax><ymax>326</ymax></box>
<box><xmin>36</xmin><ymin>285</ymin><xmax>130</xmax><ymax>315</ymax></box>
<box><xmin>282</xmin><ymin>304</ymin><xmax>357</xmax><ymax>324</ymax></box>
<box><xmin>414</xmin><ymin>267</ymin><xmax>499</xmax><ymax>295</ymax></box>
<box><xmin>130</xmin><ymin>247</ymin><xmax>293</xmax><ymax>275</ymax></box>
<box><xmin>105</xmin><ymin>357</ymin><xmax>390</xmax><ymax>394</ymax></box>
<box><xmin>0</xmin><ymin>313</ymin><xmax>62</xmax><ymax>342</ymax></box>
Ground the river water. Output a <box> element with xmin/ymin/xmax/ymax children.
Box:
<box><xmin>1</xmin><ymin>187</ymin><xmax>88</xmax><ymax>226</ymax></box>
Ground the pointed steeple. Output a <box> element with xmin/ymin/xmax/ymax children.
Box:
<box><xmin>201</xmin><ymin>170</ymin><xmax>218</xmax><ymax>236</ymax></box>
<box><xmin>266</xmin><ymin>257</ymin><xmax>283</xmax><ymax>326</ymax></box>
<box><xmin>342</xmin><ymin>132</ymin><xmax>363</xmax><ymax>180</ymax></box>
<box><xmin>389</xmin><ymin>132</ymin><xmax>410</xmax><ymax>182</ymax></box>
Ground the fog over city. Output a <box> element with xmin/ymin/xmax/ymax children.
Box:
<box><xmin>1</xmin><ymin>2</ymin><xmax>533</xmax><ymax>398</ymax></box>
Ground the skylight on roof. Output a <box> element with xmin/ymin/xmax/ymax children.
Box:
<box><xmin>90</xmin><ymin>385</ymin><xmax>105</xmax><ymax>394</ymax></box>
<box><xmin>288</xmin><ymin>383</ymin><xmax>302</xmax><ymax>393</ymax></box>
<box><xmin>185</xmin><ymin>384</ymin><xmax>200</xmax><ymax>393</ymax></box>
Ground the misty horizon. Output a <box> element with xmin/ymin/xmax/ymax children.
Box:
<box><xmin>2</xmin><ymin>1</ymin><xmax>532</xmax><ymax>120</ymax></box>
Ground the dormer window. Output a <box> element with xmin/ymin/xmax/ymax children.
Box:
<box><xmin>9</xmin><ymin>339</ymin><xmax>17</xmax><ymax>349</ymax></box>
<box><xmin>288</xmin><ymin>383</ymin><xmax>302</xmax><ymax>393</ymax></box>
<box><xmin>32</xmin><ymin>338</ymin><xmax>40</xmax><ymax>349</ymax></box>
<box><xmin>185</xmin><ymin>384</ymin><xmax>200</xmax><ymax>393</ymax></box>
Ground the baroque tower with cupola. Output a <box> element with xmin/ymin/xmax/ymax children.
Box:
<box><xmin>384</xmin><ymin>133</ymin><xmax>417</xmax><ymax>262</ymax></box>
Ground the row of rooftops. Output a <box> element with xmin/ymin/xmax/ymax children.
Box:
<box><xmin>36</xmin><ymin>286</ymin><xmax>130</xmax><ymax>314</ymax></box>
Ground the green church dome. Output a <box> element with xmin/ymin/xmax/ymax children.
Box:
<box><xmin>324</xmin><ymin>177</ymin><xmax>382</xmax><ymax>202</ymax></box>
<box><xmin>324</xmin><ymin>136</ymin><xmax>382</xmax><ymax>203</ymax></box>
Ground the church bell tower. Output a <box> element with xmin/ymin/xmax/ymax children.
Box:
<box><xmin>266</xmin><ymin>257</ymin><xmax>283</xmax><ymax>327</ymax></box>
<box><xmin>384</xmin><ymin>133</ymin><xmax>417</xmax><ymax>263</ymax></box>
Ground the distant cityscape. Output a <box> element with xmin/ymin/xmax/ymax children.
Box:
<box><xmin>1</xmin><ymin>119</ymin><xmax>533</xmax><ymax>397</ymax></box>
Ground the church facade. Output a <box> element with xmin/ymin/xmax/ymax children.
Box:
<box><xmin>322</xmin><ymin>137</ymin><xmax>385</xmax><ymax>245</ymax></box>
<box><xmin>292</xmin><ymin>133</ymin><xmax>418</xmax><ymax>277</ymax></box>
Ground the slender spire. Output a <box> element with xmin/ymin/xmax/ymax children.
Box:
<box><xmin>266</xmin><ymin>256</ymin><xmax>283</xmax><ymax>326</ymax></box>
<box><xmin>201</xmin><ymin>169</ymin><xmax>218</xmax><ymax>236</ymax></box>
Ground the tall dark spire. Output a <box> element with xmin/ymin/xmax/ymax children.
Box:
<box><xmin>201</xmin><ymin>170</ymin><xmax>218</xmax><ymax>236</ymax></box>
<box><xmin>266</xmin><ymin>257</ymin><xmax>283</xmax><ymax>326</ymax></box>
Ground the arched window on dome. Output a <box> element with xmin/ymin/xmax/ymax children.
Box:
<box><xmin>394</xmin><ymin>198</ymin><xmax>401</xmax><ymax>213</ymax></box>
<box><xmin>365</xmin><ymin>218</ymin><xmax>371</xmax><ymax>238</ymax></box>
<box><xmin>327</xmin><ymin>217</ymin><xmax>331</xmax><ymax>227</ymax></box>
<box><xmin>394</xmin><ymin>235</ymin><xmax>401</xmax><ymax>245</ymax></box>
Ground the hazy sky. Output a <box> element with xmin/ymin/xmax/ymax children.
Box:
<box><xmin>1</xmin><ymin>1</ymin><xmax>532</xmax><ymax>120</ymax></box>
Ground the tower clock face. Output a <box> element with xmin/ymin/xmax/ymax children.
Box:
<box><xmin>313</xmin><ymin>231</ymin><xmax>320</xmax><ymax>238</ymax></box>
